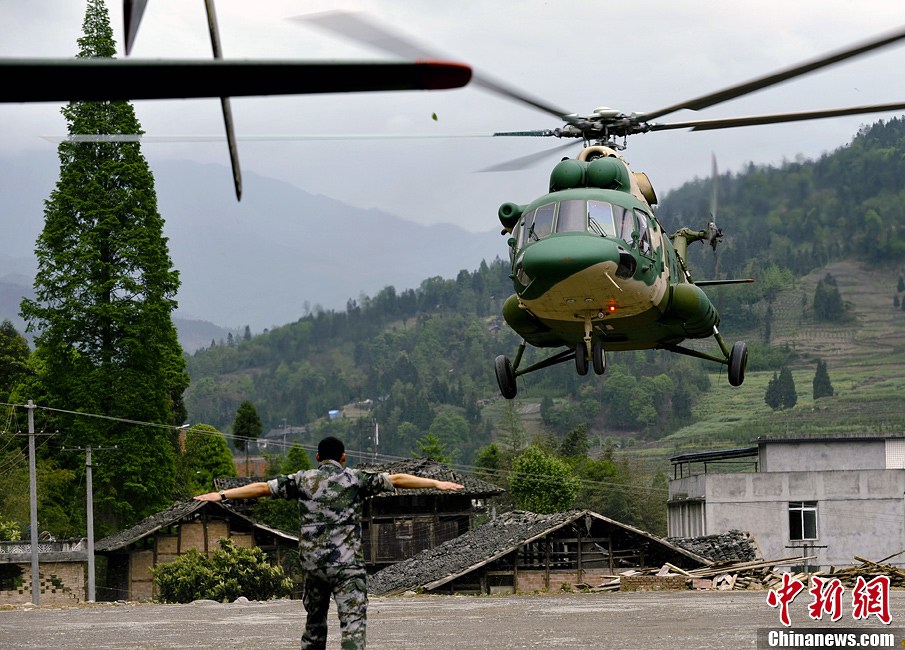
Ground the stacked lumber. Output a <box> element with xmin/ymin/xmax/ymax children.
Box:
<box><xmin>593</xmin><ymin>552</ymin><xmax>905</xmax><ymax>592</ymax></box>
<box><xmin>823</xmin><ymin>555</ymin><xmax>905</xmax><ymax>587</ymax></box>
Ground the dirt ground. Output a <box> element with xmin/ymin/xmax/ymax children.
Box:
<box><xmin>1</xmin><ymin>590</ymin><xmax>903</xmax><ymax>649</ymax></box>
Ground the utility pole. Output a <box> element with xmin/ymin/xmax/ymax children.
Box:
<box><xmin>27</xmin><ymin>399</ymin><xmax>39</xmax><ymax>606</ymax></box>
<box><xmin>65</xmin><ymin>444</ymin><xmax>116</xmax><ymax>603</ymax></box>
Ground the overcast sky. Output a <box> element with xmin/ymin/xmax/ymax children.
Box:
<box><xmin>3</xmin><ymin>0</ymin><xmax>905</xmax><ymax>233</ymax></box>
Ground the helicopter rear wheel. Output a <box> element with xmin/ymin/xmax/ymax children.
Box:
<box><xmin>494</xmin><ymin>354</ymin><xmax>518</xmax><ymax>399</ymax></box>
<box><xmin>592</xmin><ymin>338</ymin><xmax>606</xmax><ymax>375</ymax></box>
<box><xmin>575</xmin><ymin>342</ymin><xmax>589</xmax><ymax>376</ymax></box>
<box><xmin>728</xmin><ymin>341</ymin><xmax>748</xmax><ymax>387</ymax></box>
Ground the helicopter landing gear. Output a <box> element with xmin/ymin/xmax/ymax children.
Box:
<box><xmin>574</xmin><ymin>342</ymin><xmax>589</xmax><ymax>376</ymax></box>
<box><xmin>728</xmin><ymin>341</ymin><xmax>748</xmax><ymax>387</ymax></box>
<box><xmin>494</xmin><ymin>354</ymin><xmax>518</xmax><ymax>399</ymax></box>
<box><xmin>592</xmin><ymin>338</ymin><xmax>606</xmax><ymax>375</ymax></box>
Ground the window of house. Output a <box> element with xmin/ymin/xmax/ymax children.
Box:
<box><xmin>789</xmin><ymin>501</ymin><xmax>818</xmax><ymax>540</ymax></box>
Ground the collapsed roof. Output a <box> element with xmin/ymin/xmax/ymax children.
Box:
<box><xmin>368</xmin><ymin>509</ymin><xmax>712</xmax><ymax>596</ymax></box>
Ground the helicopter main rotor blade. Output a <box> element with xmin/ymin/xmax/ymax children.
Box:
<box><xmin>479</xmin><ymin>140</ymin><xmax>577</xmax><ymax>172</ymax></box>
<box><xmin>649</xmin><ymin>101</ymin><xmax>905</xmax><ymax>132</ymax></box>
<box><xmin>0</xmin><ymin>59</ymin><xmax>472</xmax><ymax>102</ymax></box>
<box><xmin>640</xmin><ymin>24</ymin><xmax>905</xmax><ymax>121</ymax></box>
<box><xmin>297</xmin><ymin>10</ymin><xmax>578</xmax><ymax>124</ymax></box>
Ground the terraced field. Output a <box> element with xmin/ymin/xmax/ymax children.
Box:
<box><xmin>648</xmin><ymin>259</ymin><xmax>905</xmax><ymax>465</ymax></box>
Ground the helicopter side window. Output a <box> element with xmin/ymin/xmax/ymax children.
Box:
<box><xmin>556</xmin><ymin>200</ymin><xmax>587</xmax><ymax>232</ymax></box>
<box><xmin>614</xmin><ymin>205</ymin><xmax>636</xmax><ymax>245</ymax></box>
<box><xmin>635</xmin><ymin>208</ymin><xmax>652</xmax><ymax>255</ymax></box>
<box><xmin>527</xmin><ymin>203</ymin><xmax>555</xmax><ymax>241</ymax></box>
<box><xmin>517</xmin><ymin>210</ymin><xmax>534</xmax><ymax>249</ymax></box>
<box><xmin>588</xmin><ymin>201</ymin><xmax>617</xmax><ymax>237</ymax></box>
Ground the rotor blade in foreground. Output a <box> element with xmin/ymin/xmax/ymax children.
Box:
<box><xmin>204</xmin><ymin>0</ymin><xmax>241</xmax><ymax>200</ymax></box>
<box><xmin>0</xmin><ymin>59</ymin><xmax>472</xmax><ymax>103</ymax></box>
<box><xmin>123</xmin><ymin>0</ymin><xmax>148</xmax><ymax>56</ymax></box>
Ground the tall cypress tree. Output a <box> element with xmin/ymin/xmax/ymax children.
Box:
<box><xmin>812</xmin><ymin>359</ymin><xmax>834</xmax><ymax>400</ymax></box>
<box><xmin>20</xmin><ymin>0</ymin><xmax>189</xmax><ymax>533</ymax></box>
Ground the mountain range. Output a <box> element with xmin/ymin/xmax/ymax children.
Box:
<box><xmin>0</xmin><ymin>151</ymin><xmax>503</xmax><ymax>350</ymax></box>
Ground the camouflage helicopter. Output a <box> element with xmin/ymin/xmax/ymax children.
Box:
<box><xmin>297</xmin><ymin>13</ymin><xmax>905</xmax><ymax>398</ymax></box>
<box><xmin>485</xmin><ymin>25</ymin><xmax>905</xmax><ymax>399</ymax></box>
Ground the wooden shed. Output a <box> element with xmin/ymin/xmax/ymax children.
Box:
<box><xmin>94</xmin><ymin>500</ymin><xmax>297</xmax><ymax>602</ymax></box>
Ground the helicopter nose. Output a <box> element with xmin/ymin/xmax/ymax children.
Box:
<box><xmin>519</xmin><ymin>234</ymin><xmax>625</xmax><ymax>283</ymax></box>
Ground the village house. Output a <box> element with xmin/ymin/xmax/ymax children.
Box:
<box><xmin>668</xmin><ymin>434</ymin><xmax>905</xmax><ymax>572</ymax></box>
<box><xmin>94</xmin><ymin>500</ymin><xmax>297</xmax><ymax>601</ymax></box>
<box><xmin>368</xmin><ymin>509</ymin><xmax>715</xmax><ymax>596</ymax></box>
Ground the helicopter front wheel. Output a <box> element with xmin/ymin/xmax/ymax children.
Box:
<box><xmin>494</xmin><ymin>354</ymin><xmax>518</xmax><ymax>399</ymax></box>
<box><xmin>575</xmin><ymin>342</ymin><xmax>589</xmax><ymax>376</ymax></box>
<box><xmin>728</xmin><ymin>341</ymin><xmax>748</xmax><ymax>387</ymax></box>
<box><xmin>592</xmin><ymin>338</ymin><xmax>606</xmax><ymax>375</ymax></box>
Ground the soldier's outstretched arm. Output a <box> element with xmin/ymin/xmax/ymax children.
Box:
<box><xmin>388</xmin><ymin>473</ymin><xmax>464</xmax><ymax>491</ymax></box>
<box><xmin>194</xmin><ymin>482</ymin><xmax>272</xmax><ymax>502</ymax></box>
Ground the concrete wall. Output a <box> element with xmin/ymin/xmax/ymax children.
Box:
<box><xmin>699</xmin><ymin>469</ymin><xmax>905</xmax><ymax>570</ymax></box>
<box><xmin>760</xmin><ymin>440</ymin><xmax>886</xmax><ymax>472</ymax></box>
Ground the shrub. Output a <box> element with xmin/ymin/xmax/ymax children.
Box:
<box><xmin>153</xmin><ymin>538</ymin><xmax>292</xmax><ymax>603</ymax></box>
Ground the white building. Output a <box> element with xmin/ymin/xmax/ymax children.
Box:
<box><xmin>668</xmin><ymin>435</ymin><xmax>905</xmax><ymax>571</ymax></box>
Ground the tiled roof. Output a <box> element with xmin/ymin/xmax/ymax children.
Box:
<box><xmin>95</xmin><ymin>500</ymin><xmax>296</xmax><ymax>552</ymax></box>
<box><xmin>368</xmin><ymin>509</ymin><xmax>710</xmax><ymax>596</ymax></box>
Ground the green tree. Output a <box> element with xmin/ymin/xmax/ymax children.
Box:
<box><xmin>427</xmin><ymin>410</ymin><xmax>470</xmax><ymax>463</ymax></box>
<box><xmin>232</xmin><ymin>399</ymin><xmax>263</xmax><ymax>466</ymax></box>
<box><xmin>412</xmin><ymin>432</ymin><xmax>451</xmax><ymax>464</ymax></box>
<box><xmin>813</xmin><ymin>273</ymin><xmax>845</xmax><ymax>321</ymax></box>
<box><xmin>179</xmin><ymin>424</ymin><xmax>237</xmax><ymax>497</ymax></box>
<box><xmin>0</xmin><ymin>320</ymin><xmax>30</xmax><ymax>402</ymax></box>
<box><xmin>18</xmin><ymin>0</ymin><xmax>188</xmax><ymax>532</ymax></box>
<box><xmin>559</xmin><ymin>423</ymin><xmax>589</xmax><ymax>459</ymax></box>
<box><xmin>812</xmin><ymin>359</ymin><xmax>834</xmax><ymax>400</ymax></box>
<box><xmin>766</xmin><ymin>366</ymin><xmax>798</xmax><ymax>410</ymax></box>
<box><xmin>508</xmin><ymin>445</ymin><xmax>579</xmax><ymax>514</ymax></box>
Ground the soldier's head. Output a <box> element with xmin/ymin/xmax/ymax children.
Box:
<box><xmin>316</xmin><ymin>436</ymin><xmax>346</xmax><ymax>464</ymax></box>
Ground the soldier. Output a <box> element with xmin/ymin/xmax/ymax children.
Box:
<box><xmin>194</xmin><ymin>435</ymin><xmax>464</xmax><ymax>649</ymax></box>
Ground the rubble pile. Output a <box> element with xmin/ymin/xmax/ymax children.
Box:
<box><xmin>667</xmin><ymin>530</ymin><xmax>759</xmax><ymax>564</ymax></box>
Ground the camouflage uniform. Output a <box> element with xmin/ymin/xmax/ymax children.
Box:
<box><xmin>269</xmin><ymin>460</ymin><xmax>394</xmax><ymax>650</ymax></box>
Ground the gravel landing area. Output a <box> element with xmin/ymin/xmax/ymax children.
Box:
<box><xmin>1</xmin><ymin>590</ymin><xmax>904</xmax><ymax>649</ymax></box>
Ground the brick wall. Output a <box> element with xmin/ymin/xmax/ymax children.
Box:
<box><xmin>620</xmin><ymin>575</ymin><xmax>687</xmax><ymax>592</ymax></box>
<box><xmin>0</xmin><ymin>563</ymin><xmax>85</xmax><ymax>606</ymax></box>
<box><xmin>515</xmin><ymin>569</ymin><xmax>616</xmax><ymax>593</ymax></box>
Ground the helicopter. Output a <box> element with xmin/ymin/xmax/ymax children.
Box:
<box><xmin>0</xmin><ymin>0</ymin><xmax>472</xmax><ymax>200</ymax></box>
<box><xmin>298</xmin><ymin>12</ymin><xmax>905</xmax><ymax>399</ymax></box>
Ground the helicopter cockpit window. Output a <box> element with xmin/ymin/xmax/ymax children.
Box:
<box><xmin>588</xmin><ymin>201</ymin><xmax>617</xmax><ymax>237</ymax></box>
<box><xmin>614</xmin><ymin>205</ymin><xmax>636</xmax><ymax>245</ymax></box>
<box><xmin>556</xmin><ymin>200</ymin><xmax>587</xmax><ymax>232</ymax></box>
<box><xmin>526</xmin><ymin>203</ymin><xmax>555</xmax><ymax>242</ymax></box>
